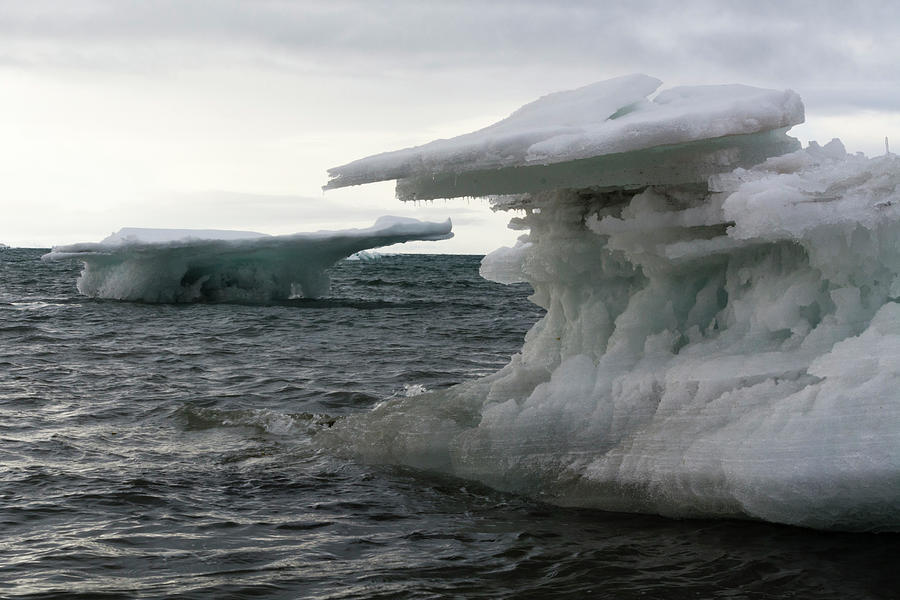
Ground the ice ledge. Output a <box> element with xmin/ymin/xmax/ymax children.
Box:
<box><xmin>325</xmin><ymin>74</ymin><xmax>804</xmax><ymax>199</ymax></box>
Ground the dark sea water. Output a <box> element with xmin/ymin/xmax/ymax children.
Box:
<box><xmin>1</xmin><ymin>248</ymin><xmax>898</xmax><ymax>599</ymax></box>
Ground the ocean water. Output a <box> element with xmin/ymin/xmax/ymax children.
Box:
<box><xmin>1</xmin><ymin>248</ymin><xmax>897</xmax><ymax>599</ymax></box>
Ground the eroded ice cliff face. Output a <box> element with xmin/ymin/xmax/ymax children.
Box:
<box><xmin>321</xmin><ymin>76</ymin><xmax>900</xmax><ymax>531</ymax></box>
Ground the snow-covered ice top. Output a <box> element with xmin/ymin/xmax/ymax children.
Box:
<box><xmin>51</xmin><ymin>216</ymin><xmax>451</xmax><ymax>255</ymax></box>
<box><xmin>325</xmin><ymin>74</ymin><xmax>804</xmax><ymax>196</ymax></box>
<box><xmin>44</xmin><ymin>216</ymin><xmax>452</xmax><ymax>302</ymax></box>
<box><xmin>99</xmin><ymin>227</ymin><xmax>267</xmax><ymax>245</ymax></box>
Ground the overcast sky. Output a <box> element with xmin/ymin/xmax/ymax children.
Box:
<box><xmin>2</xmin><ymin>0</ymin><xmax>898</xmax><ymax>251</ymax></box>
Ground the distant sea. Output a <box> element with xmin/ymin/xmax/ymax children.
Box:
<box><xmin>1</xmin><ymin>248</ymin><xmax>897</xmax><ymax>599</ymax></box>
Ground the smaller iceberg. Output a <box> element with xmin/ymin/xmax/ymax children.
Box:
<box><xmin>43</xmin><ymin>216</ymin><xmax>452</xmax><ymax>303</ymax></box>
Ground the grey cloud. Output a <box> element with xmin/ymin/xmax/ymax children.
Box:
<box><xmin>1</xmin><ymin>0</ymin><xmax>898</xmax><ymax>112</ymax></box>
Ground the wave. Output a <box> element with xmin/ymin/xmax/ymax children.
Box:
<box><xmin>176</xmin><ymin>405</ymin><xmax>335</xmax><ymax>435</ymax></box>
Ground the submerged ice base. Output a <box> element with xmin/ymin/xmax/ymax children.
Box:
<box><xmin>320</xmin><ymin>75</ymin><xmax>900</xmax><ymax>531</ymax></box>
<box><xmin>44</xmin><ymin>217</ymin><xmax>453</xmax><ymax>303</ymax></box>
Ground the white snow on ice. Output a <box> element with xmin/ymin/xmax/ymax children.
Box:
<box><xmin>325</xmin><ymin>74</ymin><xmax>804</xmax><ymax>196</ymax></box>
<box><xmin>320</xmin><ymin>75</ymin><xmax>900</xmax><ymax>531</ymax></box>
<box><xmin>44</xmin><ymin>216</ymin><xmax>453</xmax><ymax>302</ymax></box>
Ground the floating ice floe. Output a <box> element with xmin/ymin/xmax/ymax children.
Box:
<box><xmin>320</xmin><ymin>75</ymin><xmax>900</xmax><ymax>531</ymax></box>
<box><xmin>44</xmin><ymin>217</ymin><xmax>452</xmax><ymax>302</ymax></box>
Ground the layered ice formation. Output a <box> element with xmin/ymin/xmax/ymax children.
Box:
<box><xmin>326</xmin><ymin>73</ymin><xmax>804</xmax><ymax>199</ymax></box>
<box><xmin>44</xmin><ymin>217</ymin><xmax>453</xmax><ymax>302</ymax></box>
<box><xmin>320</xmin><ymin>76</ymin><xmax>900</xmax><ymax>531</ymax></box>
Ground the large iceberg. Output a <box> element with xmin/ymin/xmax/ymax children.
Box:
<box><xmin>44</xmin><ymin>216</ymin><xmax>453</xmax><ymax>302</ymax></box>
<box><xmin>320</xmin><ymin>76</ymin><xmax>900</xmax><ymax>531</ymax></box>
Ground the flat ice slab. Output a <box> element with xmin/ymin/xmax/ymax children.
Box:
<box><xmin>326</xmin><ymin>74</ymin><xmax>804</xmax><ymax>198</ymax></box>
<box><xmin>44</xmin><ymin>217</ymin><xmax>453</xmax><ymax>302</ymax></box>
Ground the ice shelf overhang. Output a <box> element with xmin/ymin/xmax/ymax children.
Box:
<box><xmin>324</xmin><ymin>74</ymin><xmax>805</xmax><ymax>200</ymax></box>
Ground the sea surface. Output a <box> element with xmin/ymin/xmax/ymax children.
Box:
<box><xmin>1</xmin><ymin>248</ymin><xmax>897</xmax><ymax>599</ymax></box>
